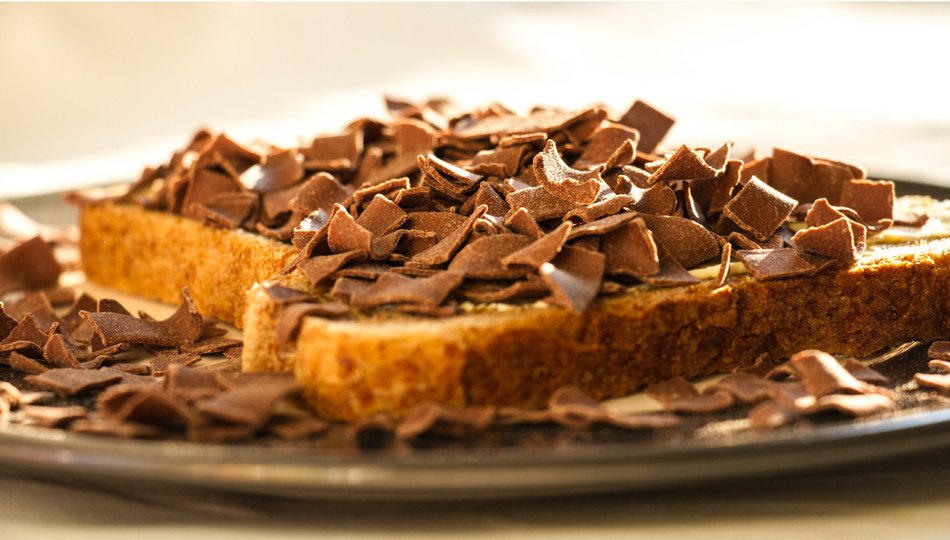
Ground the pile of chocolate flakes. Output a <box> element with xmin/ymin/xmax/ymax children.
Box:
<box><xmin>0</xmin><ymin>225</ymin><xmax>948</xmax><ymax>447</ymax></box>
<box><xmin>0</xmin><ymin>115</ymin><xmax>950</xmax><ymax>448</ymax></box>
<box><xmin>106</xmin><ymin>97</ymin><xmax>915</xmax><ymax>318</ymax></box>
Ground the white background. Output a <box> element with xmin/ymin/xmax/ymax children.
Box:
<box><xmin>2</xmin><ymin>3</ymin><xmax>950</xmax><ymax>198</ymax></box>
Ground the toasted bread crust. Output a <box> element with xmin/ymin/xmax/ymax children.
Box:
<box><xmin>80</xmin><ymin>203</ymin><xmax>295</xmax><ymax>327</ymax></box>
<box><xmin>287</xmin><ymin>241</ymin><xmax>950</xmax><ymax>420</ymax></box>
<box><xmin>81</xmin><ymin>203</ymin><xmax>950</xmax><ymax>421</ymax></box>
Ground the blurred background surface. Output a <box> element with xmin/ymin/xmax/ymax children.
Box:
<box><xmin>3</xmin><ymin>2</ymin><xmax>950</xmax><ymax>198</ymax></box>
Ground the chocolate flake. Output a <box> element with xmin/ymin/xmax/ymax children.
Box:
<box><xmin>25</xmin><ymin>368</ymin><xmax>123</xmax><ymax>396</ymax></box>
<box><xmin>395</xmin><ymin>402</ymin><xmax>495</xmax><ymax>440</ymax></box>
<box><xmin>645</xmin><ymin>377</ymin><xmax>735</xmax><ymax>413</ymax></box>
<box><xmin>723</xmin><ymin>177</ymin><xmax>798</xmax><ymax>242</ymax></box>
<box><xmin>839</xmin><ymin>179</ymin><xmax>895</xmax><ymax>223</ymax></box>
<box><xmin>352</xmin><ymin>271</ymin><xmax>464</xmax><ymax>308</ymax></box>
<box><xmin>196</xmin><ymin>378</ymin><xmax>303</xmax><ymax>429</ymax></box>
<box><xmin>0</xmin><ymin>236</ymin><xmax>62</xmax><ymax>294</ymax></box>
<box><xmin>630</xmin><ymin>182</ymin><xmax>678</xmax><ymax>216</ymax></box>
<box><xmin>449</xmin><ymin>234</ymin><xmax>533</xmax><ymax>279</ymax></box>
<box><xmin>298</xmin><ymin>250</ymin><xmax>367</xmax><ymax>287</ymax></box>
<box><xmin>82</xmin><ymin>288</ymin><xmax>203</xmax><ymax>348</ymax></box>
<box><xmin>21</xmin><ymin>405</ymin><xmax>87</xmax><ymax>428</ymax></box>
<box><xmin>647</xmin><ymin>145</ymin><xmax>718</xmax><ymax>185</ymax></box>
<box><xmin>539</xmin><ymin>245</ymin><xmax>606</xmax><ymax>312</ymax></box>
<box><xmin>639</xmin><ymin>243</ymin><xmax>701</xmax><ymax>287</ymax></box>
<box><xmin>788</xmin><ymin>349</ymin><xmax>879</xmax><ymax>397</ymax></box>
<box><xmin>6</xmin><ymin>351</ymin><xmax>49</xmax><ymax>374</ymax></box>
<box><xmin>533</xmin><ymin>140</ymin><xmax>604</xmax><ymax>204</ymax></box>
<box><xmin>501</xmin><ymin>222</ymin><xmax>572</xmax><ymax>269</ymax></box>
<box><xmin>735</xmin><ymin>248</ymin><xmax>818</xmax><ymax>280</ymax></box>
<box><xmin>791</xmin><ymin>217</ymin><xmax>861</xmax><ymax>263</ymax></box>
<box><xmin>618</xmin><ymin>100</ymin><xmax>675</xmax><ymax>154</ymax></box>
<box><xmin>639</xmin><ymin>214</ymin><xmax>720</xmax><ymax>268</ymax></box>
<box><xmin>276</xmin><ymin>301</ymin><xmax>350</xmax><ymax>344</ymax></box>
<box><xmin>601</xmin><ymin>218</ymin><xmax>660</xmax><ymax>277</ymax></box>
<box><xmin>929</xmin><ymin>342</ymin><xmax>950</xmax><ymax>361</ymax></box>
<box><xmin>407</xmin><ymin>205</ymin><xmax>486</xmax><ymax>267</ymax></box>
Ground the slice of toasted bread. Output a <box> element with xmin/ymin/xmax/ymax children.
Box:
<box><xmin>245</xmin><ymin>238</ymin><xmax>950</xmax><ymax>420</ymax></box>
<box><xmin>80</xmin><ymin>203</ymin><xmax>294</xmax><ymax>328</ymax></box>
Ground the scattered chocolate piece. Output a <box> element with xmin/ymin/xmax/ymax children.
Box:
<box><xmin>298</xmin><ymin>250</ymin><xmax>367</xmax><ymax>287</ymax></box>
<box><xmin>645</xmin><ymin>377</ymin><xmax>735</xmax><ymax>413</ymax></box>
<box><xmin>25</xmin><ymin>368</ymin><xmax>123</xmax><ymax>396</ymax></box>
<box><xmin>575</xmin><ymin>123</ymin><xmax>639</xmax><ymax>170</ymax></box>
<box><xmin>788</xmin><ymin>349</ymin><xmax>880</xmax><ymax>398</ymax></box>
<box><xmin>396</xmin><ymin>402</ymin><xmax>495</xmax><ymax>440</ymax></box>
<box><xmin>448</xmin><ymin>234</ymin><xmax>533</xmax><ymax>279</ymax></box>
<box><xmin>704</xmin><ymin>372</ymin><xmax>775</xmax><ymax>404</ymax></box>
<box><xmin>98</xmin><ymin>383</ymin><xmax>195</xmax><ymax>428</ymax></box>
<box><xmin>842</xmin><ymin>358</ymin><xmax>889</xmax><ymax>385</ymax></box>
<box><xmin>714</xmin><ymin>243</ymin><xmax>732</xmax><ymax>288</ymax></box>
<box><xmin>748</xmin><ymin>400</ymin><xmax>802</xmax><ymax>430</ymax></box>
<box><xmin>21</xmin><ymin>405</ymin><xmax>87</xmax><ymax>428</ymax></box>
<box><xmin>6</xmin><ymin>350</ymin><xmax>49</xmax><ymax>374</ymax></box>
<box><xmin>82</xmin><ymin>288</ymin><xmax>203</xmax><ymax>348</ymax></box>
<box><xmin>0</xmin><ymin>236</ymin><xmax>63</xmax><ymax>295</ymax></box>
<box><xmin>639</xmin><ymin>243</ymin><xmax>701</xmax><ymax>287</ymax></box>
<box><xmin>351</xmin><ymin>271</ymin><xmax>464</xmax><ymax>308</ymax></box>
<box><xmin>42</xmin><ymin>332</ymin><xmax>82</xmax><ymax>369</ymax></box>
<box><xmin>929</xmin><ymin>341</ymin><xmax>950</xmax><ymax>361</ymax></box>
<box><xmin>148</xmin><ymin>352</ymin><xmax>202</xmax><ymax>376</ymax></box>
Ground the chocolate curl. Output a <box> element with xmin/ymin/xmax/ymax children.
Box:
<box><xmin>82</xmin><ymin>288</ymin><xmax>203</xmax><ymax>348</ymax></box>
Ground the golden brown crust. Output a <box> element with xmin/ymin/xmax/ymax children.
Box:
<box><xmin>80</xmin><ymin>203</ymin><xmax>295</xmax><ymax>327</ymax></box>
<box><xmin>286</xmin><ymin>241</ymin><xmax>950</xmax><ymax>421</ymax></box>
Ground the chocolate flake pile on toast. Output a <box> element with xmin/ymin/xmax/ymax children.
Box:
<box><xmin>2</xmin><ymin>231</ymin><xmax>950</xmax><ymax>445</ymax></box>
<box><xmin>111</xmin><ymin>97</ymin><xmax>899</xmax><ymax>318</ymax></box>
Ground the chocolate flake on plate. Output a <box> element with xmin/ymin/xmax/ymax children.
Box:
<box><xmin>25</xmin><ymin>368</ymin><xmax>123</xmax><ymax>396</ymax></box>
<box><xmin>82</xmin><ymin>288</ymin><xmax>203</xmax><ymax>348</ymax></box>
<box><xmin>645</xmin><ymin>377</ymin><xmax>735</xmax><ymax>413</ymax></box>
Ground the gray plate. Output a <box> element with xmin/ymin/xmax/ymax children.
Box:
<box><xmin>2</xmin><ymin>401</ymin><xmax>950</xmax><ymax>500</ymax></box>
<box><xmin>0</xmin><ymin>182</ymin><xmax>948</xmax><ymax>500</ymax></box>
